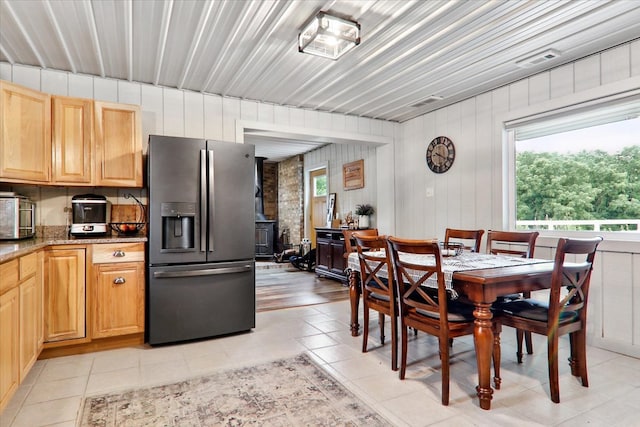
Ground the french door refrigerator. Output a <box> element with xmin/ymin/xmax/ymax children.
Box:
<box><xmin>147</xmin><ymin>135</ymin><xmax>255</xmax><ymax>345</ymax></box>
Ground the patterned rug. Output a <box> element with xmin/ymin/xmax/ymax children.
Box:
<box><xmin>79</xmin><ymin>353</ymin><xmax>389</xmax><ymax>426</ymax></box>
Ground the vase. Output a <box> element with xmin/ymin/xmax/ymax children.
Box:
<box><xmin>358</xmin><ymin>215</ymin><xmax>370</xmax><ymax>229</ymax></box>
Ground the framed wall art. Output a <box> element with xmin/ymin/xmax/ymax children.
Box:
<box><xmin>343</xmin><ymin>159</ymin><xmax>364</xmax><ymax>190</ymax></box>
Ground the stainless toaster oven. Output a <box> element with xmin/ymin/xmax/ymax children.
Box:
<box><xmin>0</xmin><ymin>193</ymin><xmax>36</xmax><ymax>240</ymax></box>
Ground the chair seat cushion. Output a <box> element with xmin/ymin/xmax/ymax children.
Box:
<box><xmin>411</xmin><ymin>287</ymin><xmax>475</xmax><ymax>322</ymax></box>
<box><xmin>364</xmin><ymin>277</ymin><xmax>391</xmax><ymax>302</ymax></box>
<box><xmin>493</xmin><ymin>299</ymin><xmax>579</xmax><ymax>323</ymax></box>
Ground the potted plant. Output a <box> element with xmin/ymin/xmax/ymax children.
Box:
<box><xmin>355</xmin><ymin>204</ymin><xmax>374</xmax><ymax>229</ymax></box>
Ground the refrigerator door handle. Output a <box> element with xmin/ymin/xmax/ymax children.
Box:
<box><xmin>200</xmin><ymin>149</ymin><xmax>207</xmax><ymax>252</ymax></box>
<box><xmin>208</xmin><ymin>149</ymin><xmax>215</xmax><ymax>252</ymax></box>
<box><xmin>153</xmin><ymin>265</ymin><xmax>252</xmax><ymax>278</ymax></box>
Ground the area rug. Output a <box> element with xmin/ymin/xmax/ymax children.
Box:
<box><xmin>79</xmin><ymin>353</ymin><xmax>389</xmax><ymax>426</ymax></box>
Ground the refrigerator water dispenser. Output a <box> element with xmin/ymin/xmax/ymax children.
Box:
<box><xmin>161</xmin><ymin>202</ymin><xmax>195</xmax><ymax>250</ymax></box>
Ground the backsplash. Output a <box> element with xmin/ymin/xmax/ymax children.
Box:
<box><xmin>0</xmin><ymin>184</ymin><xmax>147</xmax><ymax>228</ymax></box>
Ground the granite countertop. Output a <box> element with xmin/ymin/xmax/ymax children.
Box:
<box><xmin>0</xmin><ymin>235</ymin><xmax>147</xmax><ymax>263</ymax></box>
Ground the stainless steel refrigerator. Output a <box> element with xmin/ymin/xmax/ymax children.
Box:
<box><xmin>147</xmin><ymin>135</ymin><xmax>255</xmax><ymax>345</ymax></box>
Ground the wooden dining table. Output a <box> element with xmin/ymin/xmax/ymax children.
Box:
<box><xmin>346</xmin><ymin>251</ymin><xmax>555</xmax><ymax>410</ymax></box>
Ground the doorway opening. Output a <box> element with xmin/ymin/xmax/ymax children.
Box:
<box><xmin>309</xmin><ymin>167</ymin><xmax>327</xmax><ymax>248</ymax></box>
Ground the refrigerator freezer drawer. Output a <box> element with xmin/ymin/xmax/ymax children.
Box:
<box><xmin>147</xmin><ymin>261</ymin><xmax>255</xmax><ymax>345</ymax></box>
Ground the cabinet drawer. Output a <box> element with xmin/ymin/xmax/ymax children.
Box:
<box><xmin>0</xmin><ymin>259</ymin><xmax>19</xmax><ymax>295</ymax></box>
<box><xmin>92</xmin><ymin>243</ymin><xmax>144</xmax><ymax>264</ymax></box>
<box><xmin>19</xmin><ymin>253</ymin><xmax>37</xmax><ymax>280</ymax></box>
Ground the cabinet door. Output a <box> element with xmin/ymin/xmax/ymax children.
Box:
<box><xmin>92</xmin><ymin>262</ymin><xmax>144</xmax><ymax>338</ymax></box>
<box><xmin>52</xmin><ymin>96</ymin><xmax>93</xmax><ymax>184</ymax></box>
<box><xmin>0</xmin><ymin>287</ymin><xmax>19</xmax><ymax>412</ymax></box>
<box><xmin>45</xmin><ymin>248</ymin><xmax>86</xmax><ymax>342</ymax></box>
<box><xmin>330</xmin><ymin>241</ymin><xmax>346</xmax><ymax>275</ymax></box>
<box><xmin>19</xmin><ymin>275</ymin><xmax>38</xmax><ymax>380</ymax></box>
<box><xmin>36</xmin><ymin>251</ymin><xmax>44</xmax><ymax>349</ymax></box>
<box><xmin>0</xmin><ymin>81</ymin><xmax>51</xmax><ymax>183</ymax></box>
<box><xmin>94</xmin><ymin>101</ymin><xmax>142</xmax><ymax>187</ymax></box>
<box><xmin>316</xmin><ymin>239</ymin><xmax>332</xmax><ymax>271</ymax></box>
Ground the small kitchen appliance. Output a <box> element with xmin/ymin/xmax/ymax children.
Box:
<box><xmin>0</xmin><ymin>192</ymin><xmax>36</xmax><ymax>240</ymax></box>
<box><xmin>70</xmin><ymin>194</ymin><xmax>109</xmax><ymax>236</ymax></box>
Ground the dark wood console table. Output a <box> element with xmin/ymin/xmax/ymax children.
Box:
<box><xmin>314</xmin><ymin>227</ymin><xmax>348</xmax><ymax>282</ymax></box>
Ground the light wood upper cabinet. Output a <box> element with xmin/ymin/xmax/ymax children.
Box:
<box><xmin>44</xmin><ymin>247</ymin><xmax>86</xmax><ymax>342</ymax></box>
<box><xmin>94</xmin><ymin>101</ymin><xmax>142</xmax><ymax>187</ymax></box>
<box><xmin>52</xmin><ymin>96</ymin><xmax>93</xmax><ymax>185</ymax></box>
<box><xmin>0</xmin><ymin>81</ymin><xmax>51</xmax><ymax>183</ymax></box>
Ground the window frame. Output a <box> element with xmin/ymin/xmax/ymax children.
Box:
<box><xmin>503</xmin><ymin>90</ymin><xmax>640</xmax><ymax>242</ymax></box>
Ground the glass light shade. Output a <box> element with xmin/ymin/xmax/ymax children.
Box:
<box><xmin>298</xmin><ymin>12</ymin><xmax>360</xmax><ymax>60</ymax></box>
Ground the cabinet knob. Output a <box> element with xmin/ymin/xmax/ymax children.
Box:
<box><xmin>113</xmin><ymin>250</ymin><xmax>126</xmax><ymax>257</ymax></box>
<box><xmin>113</xmin><ymin>277</ymin><xmax>126</xmax><ymax>285</ymax></box>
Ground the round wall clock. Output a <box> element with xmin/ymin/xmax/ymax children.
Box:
<box><xmin>426</xmin><ymin>136</ymin><xmax>455</xmax><ymax>173</ymax></box>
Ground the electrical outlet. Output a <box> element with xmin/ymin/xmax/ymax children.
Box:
<box><xmin>425</xmin><ymin>187</ymin><xmax>434</xmax><ymax>198</ymax></box>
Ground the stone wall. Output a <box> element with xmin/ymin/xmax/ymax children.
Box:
<box><xmin>262</xmin><ymin>161</ymin><xmax>278</xmax><ymax>220</ymax></box>
<box><xmin>277</xmin><ymin>155</ymin><xmax>304</xmax><ymax>245</ymax></box>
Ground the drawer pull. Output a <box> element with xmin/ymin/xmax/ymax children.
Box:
<box><xmin>113</xmin><ymin>277</ymin><xmax>126</xmax><ymax>285</ymax></box>
<box><xmin>113</xmin><ymin>250</ymin><xmax>126</xmax><ymax>257</ymax></box>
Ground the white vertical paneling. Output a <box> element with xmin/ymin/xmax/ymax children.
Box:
<box><xmin>358</xmin><ymin>117</ymin><xmax>372</xmax><ymax>135</ymax></box>
<box><xmin>12</xmin><ymin>64</ymin><xmax>40</xmax><ymax>90</ymax></box>
<box><xmin>93</xmin><ymin>78</ymin><xmax>118</xmax><ymax>102</ymax></box>
<box><xmin>273</xmin><ymin>105</ymin><xmax>290</xmax><ymax>126</ymax></box>
<box><xmin>509</xmin><ymin>79</ymin><xmax>529</xmax><ymax>111</ymax></box>
<box><xmin>68</xmin><ymin>74</ymin><xmax>93</xmax><ymax>98</ymax></box>
<box><xmin>458</xmin><ymin>98</ymin><xmax>476</xmax><ymax>228</ymax></box>
<box><xmin>315</xmin><ymin>112</ymin><xmax>330</xmax><ymax>131</ymax></box>
<box><xmin>0</xmin><ymin>62</ymin><xmax>11</xmax><ymax>80</ymax></box>
<box><xmin>345</xmin><ymin>116</ymin><xmax>358</xmax><ymax>133</ymax></box>
<box><xmin>257</xmin><ymin>103</ymin><xmax>274</xmax><ymax>124</ymax></box>
<box><xmin>528</xmin><ymin>72</ymin><xmax>550</xmax><ymax>105</ymax></box>
<box><xmin>141</xmin><ymin>83</ymin><xmax>164</xmax><ymax>141</ymax></box>
<box><xmin>549</xmin><ymin>63</ymin><xmax>574</xmax><ymax>99</ymax></box>
<box><xmin>203</xmin><ymin>94</ymin><xmax>223</xmax><ymax>140</ymax></box>
<box><xmin>163</xmin><ymin>88</ymin><xmax>184</xmax><ymax>137</ymax></box>
<box><xmin>473</xmin><ymin>93</ymin><xmax>492</xmax><ymax>231</ymax></box>
<box><xmin>303</xmin><ymin>109</ymin><xmax>318</xmax><ymax>128</ymax></box>
<box><xmin>632</xmin><ymin>40</ymin><xmax>640</xmax><ymax>77</ymax></box>
<box><xmin>331</xmin><ymin>114</ymin><xmax>346</xmax><ymax>132</ymax></box>
<box><xmin>446</xmin><ymin>103</ymin><xmax>462</xmax><ymax>230</ymax></box>
<box><xmin>634</xmin><ymin>253</ymin><xmax>640</xmax><ymax>347</ymax></box>
<box><xmin>574</xmin><ymin>55</ymin><xmax>600</xmax><ymax>93</ymax></box>
<box><xmin>370</xmin><ymin>118</ymin><xmax>382</xmax><ymax>136</ymax></box>
<box><xmin>41</xmin><ymin>69</ymin><xmax>68</xmax><ymax>95</ymax></box>
<box><xmin>490</xmin><ymin>86</ymin><xmax>509</xmax><ymax>230</ymax></box>
<box><xmin>184</xmin><ymin>91</ymin><xmax>204</xmax><ymax>138</ymax></box>
<box><xmin>118</xmin><ymin>80</ymin><xmax>141</xmax><ymax>105</ymax></box>
<box><xmin>222</xmin><ymin>97</ymin><xmax>240</xmax><ymax>142</ymax></box>
<box><xmin>240</xmin><ymin>99</ymin><xmax>258</xmax><ymax>121</ymax></box>
<box><xmin>289</xmin><ymin>107</ymin><xmax>304</xmax><ymax>128</ymax></box>
<box><xmin>601</xmin><ymin>252</ymin><xmax>633</xmax><ymax>342</ymax></box>
<box><xmin>601</xmin><ymin>44</ymin><xmax>631</xmax><ymax>84</ymax></box>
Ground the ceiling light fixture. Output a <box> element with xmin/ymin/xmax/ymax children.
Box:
<box><xmin>298</xmin><ymin>12</ymin><xmax>360</xmax><ymax>60</ymax></box>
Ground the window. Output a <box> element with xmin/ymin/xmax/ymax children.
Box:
<box><xmin>508</xmin><ymin>95</ymin><xmax>640</xmax><ymax>233</ymax></box>
<box><xmin>313</xmin><ymin>174</ymin><xmax>327</xmax><ymax>197</ymax></box>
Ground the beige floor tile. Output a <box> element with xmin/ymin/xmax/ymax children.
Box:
<box><xmin>23</xmin><ymin>376</ymin><xmax>87</xmax><ymax>405</ymax></box>
<box><xmin>37</xmin><ymin>359</ymin><xmax>92</xmax><ymax>383</ymax></box>
<box><xmin>85</xmin><ymin>367</ymin><xmax>140</xmax><ymax>395</ymax></box>
<box><xmin>10</xmin><ymin>397</ymin><xmax>81</xmax><ymax>427</ymax></box>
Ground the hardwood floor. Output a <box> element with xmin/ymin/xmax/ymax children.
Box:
<box><xmin>255</xmin><ymin>263</ymin><xmax>349</xmax><ymax>312</ymax></box>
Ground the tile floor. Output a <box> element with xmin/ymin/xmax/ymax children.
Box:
<box><xmin>2</xmin><ymin>300</ymin><xmax>639</xmax><ymax>426</ymax></box>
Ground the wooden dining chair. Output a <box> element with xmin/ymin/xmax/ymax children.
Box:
<box><xmin>444</xmin><ymin>228</ymin><xmax>484</xmax><ymax>253</ymax></box>
<box><xmin>387</xmin><ymin>236</ymin><xmax>477</xmax><ymax>405</ymax></box>
<box><xmin>354</xmin><ymin>233</ymin><xmax>398</xmax><ymax>371</ymax></box>
<box><xmin>492</xmin><ymin>236</ymin><xmax>602</xmax><ymax>403</ymax></box>
<box><xmin>343</xmin><ymin>228</ymin><xmax>379</xmax><ymax>262</ymax></box>
<box><xmin>486</xmin><ymin>230</ymin><xmax>539</xmax><ymax>361</ymax></box>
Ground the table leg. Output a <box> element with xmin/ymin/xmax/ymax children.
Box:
<box><xmin>473</xmin><ymin>302</ymin><xmax>494</xmax><ymax>410</ymax></box>
<box><xmin>347</xmin><ymin>269</ymin><xmax>361</xmax><ymax>336</ymax></box>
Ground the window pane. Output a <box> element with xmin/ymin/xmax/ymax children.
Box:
<box><xmin>314</xmin><ymin>175</ymin><xmax>327</xmax><ymax>197</ymax></box>
<box><xmin>515</xmin><ymin>117</ymin><xmax>640</xmax><ymax>232</ymax></box>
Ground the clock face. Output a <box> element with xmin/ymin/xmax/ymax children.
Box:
<box><xmin>426</xmin><ymin>136</ymin><xmax>455</xmax><ymax>173</ymax></box>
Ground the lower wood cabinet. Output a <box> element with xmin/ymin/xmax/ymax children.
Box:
<box><xmin>91</xmin><ymin>243</ymin><xmax>145</xmax><ymax>338</ymax></box>
<box><xmin>92</xmin><ymin>262</ymin><xmax>144</xmax><ymax>338</ymax></box>
<box><xmin>315</xmin><ymin>228</ymin><xmax>348</xmax><ymax>282</ymax></box>
<box><xmin>0</xmin><ymin>250</ymin><xmax>43</xmax><ymax>413</ymax></box>
<box><xmin>44</xmin><ymin>247</ymin><xmax>86</xmax><ymax>343</ymax></box>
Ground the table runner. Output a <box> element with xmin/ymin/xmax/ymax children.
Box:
<box><xmin>347</xmin><ymin>250</ymin><xmax>550</xmax><ymax>293</ymax></box>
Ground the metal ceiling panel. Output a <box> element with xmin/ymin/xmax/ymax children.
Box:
<box><xmin>1</xmin><ymin>0</ymin><xmax>639</xmax><ymax>127</ymax></box>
